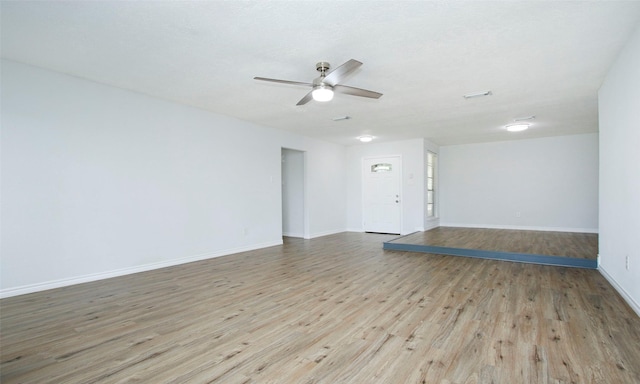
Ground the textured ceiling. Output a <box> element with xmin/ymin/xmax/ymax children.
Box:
<box><xmin>2</xmin><ymin>1</ymin><xmax>639</xmax><ymax>146</ymax></box>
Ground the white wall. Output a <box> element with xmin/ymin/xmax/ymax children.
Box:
<box><xmin>346</xmin><ymin>138</ymin><xmax>435</xmax><ymax>235</ymax></box>
<box><xmin>439</xmin><ymin>134</ymin><xmax>599</xmax><ymax>232</ymax></box>
<box><xmin>598</xmin><ymin>26</ymin><xmax>640</xmax><ymax>316</ymax></box>
<box><xmin>1</xmin><ymin>60</ymin><xmax>347</xmax><ymax>296</ymax></box>
<box><xmin>282</xmin><ymin>148</ymin><xmax>304</xmax><ymax>238</ymax></box>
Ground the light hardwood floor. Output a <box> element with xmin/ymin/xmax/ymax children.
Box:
<box><xmin>1</xmin><ymin>232</ymin><xmax>638</xmax><ymax>383</ymax></box>
<box><xmin>390</xmin><ymin>227</ymin><xmax>598</xmax><ymax>260</ymax></box>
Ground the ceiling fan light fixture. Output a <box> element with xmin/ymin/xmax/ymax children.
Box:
<box><xmin>312</xmin><ymin>84</ymin><xmax>334</xmax><ymax>102</ymax></box>
<box><xmin>506</xmin><ymin>123</ymin><xmax>530</xmax><ymax>132</ymax></box>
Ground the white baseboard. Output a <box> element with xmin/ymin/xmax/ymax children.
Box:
<box><xmin>598</xmin><ymin>266</ymin><xmax>640</xmax><ymax>318</ymax></box>
<box><xmin>425</xmin><ymin>218</ymin><xmax>440</xmax><ymax>231</ymax></box>
<box><xmin>282</xmin><ymin>231</ymin><xmax>305</xmax><ymax>238</ymax></box>
<box><xmin>0</xmin><ymin>240</ymin><xmax>283</xmax><ymax>299</ymax></box>
<box><xmin>308</xmin><ymin>228</ymin><xmax>347</xmax><ymax>239</ymax></box>
<box><xmin>439</xmin><ymin>223</ymin><xmax>598</xmax><ymax>234</ymax></box>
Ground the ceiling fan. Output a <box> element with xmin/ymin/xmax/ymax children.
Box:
<box><xmin>254</xmin><ymin>59</ymin><xmax>383</xmax><ymax>106</ymax></box>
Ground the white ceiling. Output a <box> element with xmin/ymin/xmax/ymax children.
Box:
<box><xmin>2</xmin><ymin>1</ymin><xmax>639</xmax><ymax>146</ymax></box>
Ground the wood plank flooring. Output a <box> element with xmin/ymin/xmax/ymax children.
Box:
<box><xmin>390</xmin><ymin>227</ymin><xmax>598</xmax><ymax>260</ymax></box>
<box><xmin>1</xmin><ymin>232</ymin><xmax>638</xmax><ymax>383</ymax></box>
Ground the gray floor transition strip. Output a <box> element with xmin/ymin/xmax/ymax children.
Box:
<box><xmin>382</xmin><ymin>242</ymin><xmax>598</xmax><ymax>269</ymax></box>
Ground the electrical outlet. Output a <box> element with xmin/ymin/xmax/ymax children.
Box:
<box><xmin>515</xmin><ymin>211</ymin><xmax>521</xmax><ymax>218</ymax></box>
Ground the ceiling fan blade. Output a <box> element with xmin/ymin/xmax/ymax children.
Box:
<box><xmin>296</xmin><ymin>90</ymin><xmax>314</xmax><ymax>106</ymax></box>
<box><xmin>254</xmin><ymin>77</ymin><xmax>312</xmax><ymax>87</ymax></box>
<box><xmin>333</xmin><ymin>84</ymin><xmax>383</xmax><ymax>99</ymax></box>
<box><xmin>323</xmin><ymin>59</ymin><xmax>362</xmax><ymax>86</ymax></box>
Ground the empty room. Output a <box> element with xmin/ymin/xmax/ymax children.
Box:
<box><xmin>1</xmin><ymin>1</ymin><xmax>639</xmax><ymax>383</ymax></box>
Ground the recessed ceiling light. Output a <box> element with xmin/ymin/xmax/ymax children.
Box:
<box><xmin>358</xmin><ymin>135</ymin><xmax>374</xmax><ymax>142</ymax></box>
<box><xmin>463</xmin><ymin>90</ymin><xmax>492</xmax><ymax>99</ymax></box>
<box><xmin>506</xmin><ymin>123</ymin><xmax>530</xmax><ymax>132</ymax></box>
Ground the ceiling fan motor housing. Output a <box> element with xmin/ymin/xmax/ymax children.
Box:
<box><xmin>314</xmin><ymin>62</ymin><xmax>332</xmax><ymax>89</ymax></box>
<box><xmin>312</xmin><ymin>77</ymin><xmax>332</xmax><ymax>88</ymax></box>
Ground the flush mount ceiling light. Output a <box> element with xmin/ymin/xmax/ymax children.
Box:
<box><xmin>506</xmin><ymin>123</ymin><xmax>530</xmax><ymax>132</ymax></box>
<box><xmin>358</xmin><ymin>135</ymin><xmax>374</xmax><ymax>143</ymax></box>
<box><xmin>332</xmin><ymin>115</ymin><xmax>351</xmax><ymax>121</ymax></box>
<box><xmin>463</xmin><ymin>90</ymin><xmax>492</xmax><ymax>99</ymax></box>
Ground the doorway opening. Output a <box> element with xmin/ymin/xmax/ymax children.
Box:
<box><xmin>281</xmin><ymin>148</ymin><xmax>307</xmax><ymax>239</ymax></box>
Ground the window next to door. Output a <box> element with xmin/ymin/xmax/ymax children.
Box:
<box><xmin>426</xmin><ymin>152</ymin><xmax>437</xmax><ymax>218</ymax></box>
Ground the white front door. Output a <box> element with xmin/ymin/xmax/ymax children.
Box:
<box><xmin>362</xmin><ymin>156</ymin><xmax>401</xmax><ymax>234</ymax></box>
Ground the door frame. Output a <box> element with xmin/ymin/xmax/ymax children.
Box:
<box><xmin>361</xmin><ymin>155</ymin><xmax>403</xmax><ymax>234</ymax></box>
